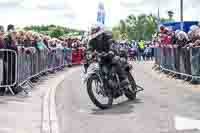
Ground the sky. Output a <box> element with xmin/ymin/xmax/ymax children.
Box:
<box><xmin>0</xmin><ymin>0</ymin><xmax>199</xmax><ymax>30</ymax></box>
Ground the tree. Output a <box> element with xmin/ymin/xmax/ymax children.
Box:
<box><xmin>119</xmin><ymin>20</ymin><xmax>128</xmax><ymax>39</ymax></box>
<box><xmin>112</xmin><ymin>26</ymin><xmax>120</xmax><ymax>40</ymax></box>
<box><xmin>23</xmin><ymin>25</ymin><xmax>84</xmax><ymax>38</ymax></box>
<box><xmin>50</xmin><ymin>28</ymin><xmax>65</xmax><ymax>38</ymax></box>
<box><xmin>112</xmin><ymin>13</ymin><xmax>168</xmax><ymax>41</ymax></box>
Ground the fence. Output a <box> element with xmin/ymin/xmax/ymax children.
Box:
<box><xmin>0</xmin><ymin>49</ymin><xmax>17</xmax><ymax>94</ymax></box>
<box><xmin>72</xmin><ymin>48</ymin><xmax>84</xmax><ymax>65</ymax></box>
<box><xmin>154</xmin><ymin>46</ymin><xmax>200</xmax><ymax>80</ymax></box>
<box><xmin>0</xmin><ymin>46</ymin><xmax>84</xmax><ymax>95</ymax></box>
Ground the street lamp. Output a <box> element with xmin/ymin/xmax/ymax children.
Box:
<box><xmin>168</xmin><ymin>11</ymin><xmax>174</xmax><ymax>21</ymax></box>
<box><xmin>180</xmin><ymin>0</ymin><xmax>184</xmax><ymax>30</ymax></box>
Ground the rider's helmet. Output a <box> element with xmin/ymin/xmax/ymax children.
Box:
<box><xmin>87</xmin><ymin>24</ymin><xmax>105</xmax><ymax>41</ymax></box>
<box><xmin>88</xmin><ymin>24</ymin><xmax>113</xmax><ymax>41</ymax></box>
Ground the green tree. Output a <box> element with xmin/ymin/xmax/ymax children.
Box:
<box><xmin>50</xmin><ymin>28</ymin><xmax>65</xmax><ymax>38</ymax></box>
<box><xmin>112</xmin><ymin>26</ymin><xmax>120</xmax><ymax>40</ymax></box>
<box><xmin>23</xmin><ymin>25</ymin><xmax>84</xmax><ymax>38</ymax></box>
<box><xmin>112</xmin><ymin>13</ymin><xmax>168</xmax><ymax>41</ymax></box>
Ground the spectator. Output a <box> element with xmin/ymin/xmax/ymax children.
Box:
<box><xmin>0</xmin><ymin>26</ymin><xmax>5</xmax><ymax>49</ymax></box>
<box><xmin>171</xmin><ymin>31</ymin><xmax>177</xmax><ymax>44</ymax></box>
<box><xmin>7</xmin><ymin>24</ymin><xmax>15</xmax><ymax>32</ymax></box>
<box><xmin>128</xmin><ymin>44</ymin><xmax>137</xmax><ymax>61</ymax></box>
<box><xmin>2</xmin><ymin>25</ymin><xmax>18</xmax><ymax>85</ymax></box>
<box><xmin>175</xmin><ymin>30</ymin><xmax>189</xmax><ymax>47</ymax></box>
<box><xmin>43</xmin><ymin>36</ymin><xmax>50</xmax><ymax>50</ymax></box>
<box><xmin>0</xmin><ymin>25</ymin><xmax>5</xmax><ymax>85</ymax></box>
<box><xmin>4</xmin><ymin>26</ymin><xmax>18</xmax><ymax>52</ymax></box>
<box><xmin>144</xmin><ymin>44</ymin><xmax>152</xmax><ymax>60</ymax></box>
<box><xmin>138</xmin><ymin>40</ymin><xmax>145</xmax><ymax>60</ymax></box>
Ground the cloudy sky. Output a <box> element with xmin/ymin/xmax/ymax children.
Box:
<box><xmin>0</xmin><ymin>0</ymin><xmax>199</xmax><ymax>30</ymax></box>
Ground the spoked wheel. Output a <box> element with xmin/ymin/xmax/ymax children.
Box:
<box><xmin>125</xmin><ymin>72</ymin><xmax>137</xmax><ymax>100</ymax></box>
<box><xmin>87</xmin><ymin>74</ymin><xmax>113</xmax><ymax>109</ymax></box>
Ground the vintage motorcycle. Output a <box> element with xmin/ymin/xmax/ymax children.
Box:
<box><xmin>83</xmin><ymin>50</ymin><xmax>143</xmax><ymax>109</ymax></box>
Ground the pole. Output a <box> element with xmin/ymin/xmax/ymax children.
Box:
<box><xmin>157</xmin><ymin>8</ymin><xmax>160</xmax><ymax>31</ymax></box>
<box><xmin>180</xmin><ymin>0</ymin><xmax>184</xmax><ymax>31</ymax></box>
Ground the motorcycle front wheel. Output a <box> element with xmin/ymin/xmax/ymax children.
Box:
<box><xmin>87</xmin><ymin>74</ymin><xmax>113</xmax><ymax>109</ymax></box>
<box><xmin>125</xmin><ymin>72</ymin><xmax>137</xmax><ymax>100</ymax></box>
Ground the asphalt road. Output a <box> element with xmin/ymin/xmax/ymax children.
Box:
<box><xmin>55</xmin><ymin>61</ymin><xmax>200</xmax><ymax>133</ymax></box>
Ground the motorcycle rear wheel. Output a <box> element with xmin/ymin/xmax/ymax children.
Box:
<box><xmin>87</xmin><ymin>74</ymin><xmax>113</xmax><ymax>109</ymax></box>
<box><xmin>125</xmin><ymin>72</ymin><xmax>137</xmax><ymax>100</ymax></box>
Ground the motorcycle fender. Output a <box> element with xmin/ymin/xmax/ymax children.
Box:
<box><xmin>83</xmin><ymin>70</ymin><xmax>100</xmax><ymax>84</ymax></box>
<box><xmin>83</xmin><ymin>63</ymin><xmax>100</xmax><ymax>83</ymax></box>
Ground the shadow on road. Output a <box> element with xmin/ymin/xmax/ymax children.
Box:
<box><xmin>90</xmin><ymin>98</ymin><xmax>143</xmax><ymax>115</ymax></box>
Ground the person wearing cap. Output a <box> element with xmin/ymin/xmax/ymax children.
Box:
<box><xmin>3</xmin><ymin>24</ymin><xmax>18</xmax><ymax>85</ymax></box>
<box><xmin>7</xmin><ymin>24</ymin><xmax>15</xmax><ymax>32</ymax></box>
<box><xmin>86</xmin><ymin>25</ymin><xmax>130</xmax><ymax>92</ymax></box>
<box><xmin>4</xmin><ymin>25</ymin><xmax>18</xmax><ymax>51</ymax></box>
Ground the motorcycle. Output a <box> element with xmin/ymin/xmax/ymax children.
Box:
<box><xmin>83</xmin><ymin>51</ymin><xmax>143</xmax><ymax>109</ymax></box>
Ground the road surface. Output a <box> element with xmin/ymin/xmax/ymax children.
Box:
<box><xmin>56</xmin><ymin>61</ymin><xmax>200</xmax><ymax>133</ymax></box>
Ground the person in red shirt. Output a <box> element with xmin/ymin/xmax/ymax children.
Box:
<box><xmin>159</xmin><ymin>28</ymin><xmax>172</xmax><ymax>46</ymax></box>
<box><xmin>160</xmin><ymin>26</ymin><xmax>165</xmax><ymax>34</ymax></box>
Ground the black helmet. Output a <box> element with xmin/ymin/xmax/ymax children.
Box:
<box><xmin>103</xmin><ymin>31</ymin><xmax>113</xmax><ymax>40</ymax></box>
<box><xmin>88</xmin><ymin>24</ymin><xmax>109</xmax><ymax>41</ymax></box>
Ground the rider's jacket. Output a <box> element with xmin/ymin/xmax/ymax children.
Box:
<box><xmin>87</xmin><ymin>31</ymin><xmax>114</xmax><ymax>65</ymax></box>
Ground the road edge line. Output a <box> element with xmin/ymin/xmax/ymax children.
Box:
<box><xmin>41</xmin><ymin>68</ymin><xmax>79</xmax><ymax>133</ymax></box>
<box><xmin>41</xmin><ymin>69</ymin><xmax>68</xmax><ymax>133</ymax></box>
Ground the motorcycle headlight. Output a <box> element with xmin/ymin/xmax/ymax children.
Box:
<box><xmin>89</xmin><ymin>54</ymin><xmax>92</xmax><ymax>59</ymax></box>
<box><xmin>87</xmin><ymin>54</ymin><xmax>92</xmax><ymax>60</ymax></box>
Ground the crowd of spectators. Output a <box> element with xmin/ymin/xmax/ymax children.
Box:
<box><xmin>152</xmin><ymin>24</ymin><xmax>200</xmax><ymax>82</ymax></box>
<box><xmin>0</xmin><ymin>24</ymin><xmax>85</xmax><ymax>53</ymax></box>
<box><xmin>153</xmin><ymin>23</ymin><xmax>200</xmax><ymax>48</ymax></box>
<box><xmin>0</xmin><ymin>24</ymin><xmax>86</xmax><ymax>88</ymax></box>
<box><xmin>110</xmin><ymin>40</ymin><xmax>154</xmax><ymax>61</ymax></box>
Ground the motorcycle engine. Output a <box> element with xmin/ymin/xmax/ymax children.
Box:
<box><xmin>108</xmin><ymin>79</ymin><xmax>118</xmax><ymax>89</ymax></box>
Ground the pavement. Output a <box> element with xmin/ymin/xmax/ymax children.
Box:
<box><xmin>55</xmin><ymin>61</ymin><xmax>200</xmax><ymax>133</ymax></box>
<box><xmin>0</xmin><ymin>67</ymin><xmax>70</xmax><ymax>133</ymax></box>
<box><xmin>1</xmin><ymin>61</ymin><xmax>200</xmax><ymax>133</ymax></box>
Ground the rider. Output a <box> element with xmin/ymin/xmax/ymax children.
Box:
<box><xmin>86</xmin><ymin>25</ymin><xmax>129</xmax><ymax>89</ymax></box>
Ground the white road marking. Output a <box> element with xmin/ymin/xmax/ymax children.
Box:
<box><xmin>78</xmin><ymin>109</ymin><xmax>93</xmax><ymax>114</ymax></box>
<box><xmin>175</xmin><ymin>115</ymin><xmax>200</xmax><ymax>130</ymax></box>
<box><xmin>0</xmin><ymin>128</ymin><xmax>12</xmax><ymax>132</ymax></box>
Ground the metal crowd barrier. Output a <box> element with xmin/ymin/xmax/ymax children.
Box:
<box><xmin>154</xmin><ymin>46</ymin><xmax>200</xmax><ymax>80</ymax></box>
<box><xmin>72</xmin><ymin>48</ymin><xmax>84</xmax><ymax>65</ymax></box>
<box><xmin>65</xmin><ymin>48</ymin><xmax>72</xmax><ymax>66</ymax></box>
<box><xmin>0</xmin><ymin>49</ymin><xmax>17</xmax><ymax>95</ymax></box>
<box><xmin>0</xmin><ymin>46</ymin><xmax>67</xmax><ymax>95</ymax></box>
<box><xmin>0</xmin><ymin>46</ymin><xmax>104</xmax><ymax>95</ymax></box>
